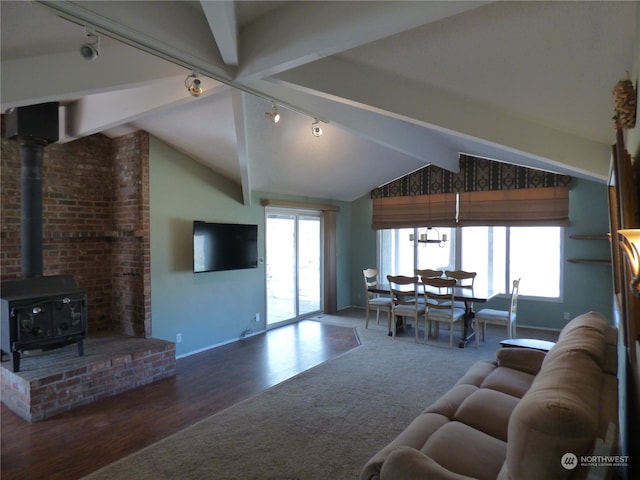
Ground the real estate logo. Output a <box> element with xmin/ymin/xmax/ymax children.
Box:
<box><xmin>561</xmin><ymin>452</ymin><xmax>629</xmax><ymax>470</ymax></box>
<box><xmin>561</xmin><ymin>453</ymin><xmax>578</xmax><ymax>470</ymax></box>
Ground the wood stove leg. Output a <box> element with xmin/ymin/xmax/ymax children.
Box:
<box><xmin>77</xmin><ymin>339</ymin><xmax>84</xmax><ymax>357</ymax></box>
<box><xmin>11</xmin><ymin>351</ymin><xmax>20</xmax><ymax>373</ymax></box>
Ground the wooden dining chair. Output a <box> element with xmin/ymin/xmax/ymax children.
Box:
<box><xmin>444</xmin><ymin>270</ymin><xmax>476</xmax><ymax>286</ymax></box>
<box><xmin>387</xmin><ymin>275</ymin><xmax>425</xmax><ymax>340</ymax></box>
<box><xmin>414</xmin><ymin>269</ymin><xmax>444</xmax><ymax>309</ymax></box>
<box><xmin>475</xmin><ymin>278</ymin><xmax>521</xmax><ymax>342</ymax></box>
<box><xmin>414</xmin><ymin>269</ymin><xmax>444</xmax><ymax>281</ymax></box>
<box><xmin>445</xmin><ymin>270</ymin><xmax>477</xmax><ymax>310</ymax></box>
<box><xmin>362</xmin><ymin>268</ymin><xmax>392</xmax><ymax>329</ymax></box>
<box><xmin>421</xmin><ymin>277</ymin><xmax>466</xmax><ymax>347</ymax></box>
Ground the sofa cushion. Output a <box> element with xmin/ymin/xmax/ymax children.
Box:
<box><xmin>505</xmin><ymin>350</ymin><xmax>602</xmax><ymax>480</ymax></box>
<box><xmin>423</xmin><ymin>384</ymin><xmax>478</xmax><ymax>418</ymax></box>
<box><xmin>359</xmin><ymin>413</ymin><xmax>451</xmax><ymax>480</ymax></box>
<box><xmin>496</xmin><ymin>347</ymin><xmax>546</xmax><ymax>375</ymax></box>
<box><xmin>380</xmin><ymin>446</ymin><xmax>476</xmax><ymax>480</ymax></box>
<box><xmin>480</xmin><ymin>366</ymin><xmax>536</xmax><ymax>398</ymax></box>
<box><xmin>422</xmin><ymin>421</ymin><xmax>507</xmax><ymax>480</ymax></box>
<box><xmin>454</xmin><ymin>359</ymin><xmax>498</xmax><ymax>387</ymax></box>
<box><xmin>454</xmin><ymin>388</ymin><xmax>520</xmax><ymax>441</ymax></box>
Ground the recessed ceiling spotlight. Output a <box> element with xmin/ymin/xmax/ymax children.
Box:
<box><xmin>311</xmin><ymin>120</ymin><xmax>323</xmax><ymax>137</ymax></box>
<box><xmin>265</xmin><ymin>104</ymin><xmax>280</xmax><ymax>123</ymax></box>
<box><xmin>185</xmin><ymin>72</ymin><xmax>203</xmax><ymax>97</ymax></box>
<box><xmin>79</xmin><ymin>28</ymin><xmax>100</xmax><ymax>60</ymax></box>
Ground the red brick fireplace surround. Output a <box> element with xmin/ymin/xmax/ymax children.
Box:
<box><xmin>1</xmin><ymin>121</ymin><xmax>175</xmax><ymax>421</ymax></box>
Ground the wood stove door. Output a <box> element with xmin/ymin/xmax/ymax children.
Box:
<box><xmin>14</xmin><ymin>301</ymin><xmax>53</xmax><ymax>346</ymax></box>
<box><xmin>13</xmin><ymin>295</ymin><xmax>86</xmax><ymax>349</ymax></box>
<box><xmin>52</xmin><ymin>297</ymin><xmax>85</xmax><ymax>337</ymax></box>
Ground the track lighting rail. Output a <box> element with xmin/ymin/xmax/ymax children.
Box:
<box><xmin>35</xmin><ymin>1</ymin><xmax>329</xmax><ymax>125</ymax></box>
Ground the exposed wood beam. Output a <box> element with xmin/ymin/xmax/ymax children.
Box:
<box><xmin>63</xmin><ymin>77</ymin><xmax>228</xmax><ymax>142</ymax></box>
<box><xmin>273</xmin><ymin>57</ymin><xmax>611</xmax><ymax>180</ymax></box>
<box><xmin>232</xmin><ymin>91</ymin><xmax>251</xmax><ymax>206</ymax></box>
<box><xmin>249</xmin><ymin>79</ymin><xmax>460</xmax><ymax>171</ymax></box>
<box><xmin>201</xmin><ymin>1</ymin><xmax>239</xmax><ymax>66</ymax></box>
<box><xmin>237</xmin><ymin>1</ymin><xmax>487</xmax><ymax>83</ymax></box>
<box><xmin>36</xmin><ymin>1</ymin><xmax>236</xmax><ymax>82</ymax></box>
<box><xmin>1</xmin><ymin>45</ymin><xmax>184</xmax><ymax>110</ymax></box>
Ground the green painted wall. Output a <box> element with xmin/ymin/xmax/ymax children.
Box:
<box><xmin>150</xmin><ymin>137</ymin><xmax>265</xmax><ymax>356</ymax></box>
<box><xmin>348</xmin><ymin>177</ymin><xmax>614</xmax><ymax>330</ymax></box>
<box><xmin>150</xmin><ymin>132</ymin><xmax>615</xmax><ymax>356</ymax></box>
<box><xmin>349</xmin><ymin>194</ymin><xmax>377</xmax><ymax>307</ymax></box>
<box><xmin>149</xmin><ymin>136</ymin><xmax>351</xmax><ymax>356</ymax></box>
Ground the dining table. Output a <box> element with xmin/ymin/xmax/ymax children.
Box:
<box><xmin>369</xmin><ymin>283</ymin><xmax>499</xmax><ymax>348</ymax></box>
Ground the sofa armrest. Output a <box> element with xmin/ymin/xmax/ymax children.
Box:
<box><xmin>380</xmin><ymin>447</ymin><xmax>476</xmax><ymax>480</ymax></box>
<box><xmin>496</xmin><ymin>348</ymin><xmax>546</xmax><ymax>375</ymax></box>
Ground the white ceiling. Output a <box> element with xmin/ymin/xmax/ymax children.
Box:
<box><xmin>1</xmin><ymin>1</ymin><xmax>638</xmax><ymax>203</ymax></box>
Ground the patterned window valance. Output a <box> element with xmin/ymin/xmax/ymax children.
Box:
<box><xmin>371</xmin><ymin>154</ymin><xmax>571</xmax><ymax>198</ymax></box>
<box><xmin>371</xmin><ymin>155</ymin><xmax>572</xmax><ymax>228</ymax></box>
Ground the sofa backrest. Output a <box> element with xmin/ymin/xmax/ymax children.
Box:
<box><xmin>543</xmin><ymin>311</ymin><xmax>610</xmax><ymax>370</ymax></box>
<box><xmin>500</xmin><ymin>311</ymin><xmax>618</xmax><ymax>480</ymax></box>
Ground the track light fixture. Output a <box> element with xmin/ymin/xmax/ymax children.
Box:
<box><xmin>185</xmin><ymin>72</ymin><xmax>203</xmax><ymax>97</ymax></box>
<box><xmin>79</xmin><ymin>28</ymin><xmax>100</xmax><ymax>60</ymax></box>
<box><xmin>265</xmin><ymin>104</ymin><xmax>280</xmax><ymax>123</ymax></box>
<box><xmin>311</xmin><ymin>119</ymin><xmax>323</xmax><ymax>137</ymax></box>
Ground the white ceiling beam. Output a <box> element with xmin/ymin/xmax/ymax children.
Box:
<box><xmin>1</xmin><ymin>44</ymin><xmax>184</xmax><ymax>110</ymax></box>
<box><xmin>201</xmin><ymin>0</ymin><xmax>239</xmax><ymax>66</ymax></box>
<box><xmin>64</xmin><ymin>77</ymin><xmax>229</xmax><ymax>141</ymax></box>
<box><xmin>232</xmin><ymin>90</ymin><xmax>252</xmax><ymax>206</ymax></box>
<box><xmin>36</xmin><ymin>1</ymin><xmax>236</xmax><ymax>81</ymax></box>
<box><xmin>237</xmin><ymin>1</ymin><xmax>487</xmax><ymax>83</ymax></box>
<box><xmin>256</xmin><ymin>77</ymin><xmax>599</xmax><ymax>182</ymax></box>
<box><xmin>248</xmin><ymin>79</ymin><xmax>460</xmax><ymax>171</ymax></box>
<box><xmin>272</xmin><ymin>57</ymin><xmax>611</xmax><ymax>180</ymax></box>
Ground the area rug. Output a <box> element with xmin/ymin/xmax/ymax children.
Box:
<box><xmin>83</xmin><ymin>311</ymin><xmax>553</xmax><ymax>480</ymax></box>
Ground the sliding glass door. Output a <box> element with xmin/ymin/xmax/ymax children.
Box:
<box><xmin>266</xmin><ymin>209</ymin><xmax>322</xmax><ymax>327</ymax></box>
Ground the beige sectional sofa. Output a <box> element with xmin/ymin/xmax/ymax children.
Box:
<box><xmin>360</xmin><ymin>311</ymin><xmax>619</xmax><ymax>480</ymax></box>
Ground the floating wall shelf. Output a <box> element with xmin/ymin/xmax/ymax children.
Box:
<box><xmin>567</xmin><ymin>233</ymin><xmax>611</xmax><ymax>265</ymax></box>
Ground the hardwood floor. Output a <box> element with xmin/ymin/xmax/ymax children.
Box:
<box><xmin>0</xmin><ymin>318</ymin><xmax>361</xmax><ymax>480</ymax></box>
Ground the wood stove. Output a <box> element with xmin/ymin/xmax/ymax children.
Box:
<box><xmin>1</xmin><ymin>102</ymin><xmax>87</xmax><ymax>373</ymax></box>
<box><xmin>1</xmin><ymin>276</ymin><xmax>87</xmax><ymax>372</ymax></box>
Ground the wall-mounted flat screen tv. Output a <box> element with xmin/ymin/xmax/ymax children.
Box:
<box><xmin>193</xmin><ymin>221</ymin><xmax>258</xmax><ymax>273</ymax></box>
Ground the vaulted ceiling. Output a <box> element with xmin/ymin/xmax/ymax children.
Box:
<box><xmin>1</xmin><ymin>1</ymin><xmax>638</xmax><ymax>203</ymax></box>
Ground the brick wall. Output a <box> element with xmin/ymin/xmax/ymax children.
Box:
<box><xmin>1</xmin><ymin>119</ymin><xmax>151</xmax><ymax>336</ymax></box>
<box><xmin>112</xmin><ymin>132</ymin><xmax>151</xmax><ymax>337</ymax></box>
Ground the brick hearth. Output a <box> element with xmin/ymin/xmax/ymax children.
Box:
<box><xmin>0</xmin><ymin>335</ymin><xmax>175</xmax><ymax>422</ymax></box>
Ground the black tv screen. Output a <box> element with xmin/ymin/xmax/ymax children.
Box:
<box><xmin>193</xmin><ymin>221</ymin><xmax>258</xmax><ymax>273</ymax></box>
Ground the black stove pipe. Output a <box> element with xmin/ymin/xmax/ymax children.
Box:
<box><xmin>5</xmin><ymin>102</ymin><xmax>59</xmax><ymax>278</ymax></box>
<box><xmin>19</xmin><ymin>138</ymin><xmax>46</xmax><ymax>277</ymax></box>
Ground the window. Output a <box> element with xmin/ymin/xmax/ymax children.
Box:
<box><xmin>379</xmin><ymin>226</ymin><xmax>562</xmax><ymax>299</ymax></box>
<box><xmin>378</xmin><ymin>227</ymin><xmax>455</xmax><ymax>277</ymax></box>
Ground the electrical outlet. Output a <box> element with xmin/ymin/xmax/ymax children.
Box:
<box><xmin>176</xmin><ymin>333</ymin><xmax>182</xmax><ymax>343</ymax></box>
<box><xmin>255</xmin><ymin>313</ymin><xmax>260</xmax><ymax>323</ymax></box>
<box><xmin>563</xmin><ymin>312</ymin><xmax>570</xmax><ymax>320</ymax></box>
